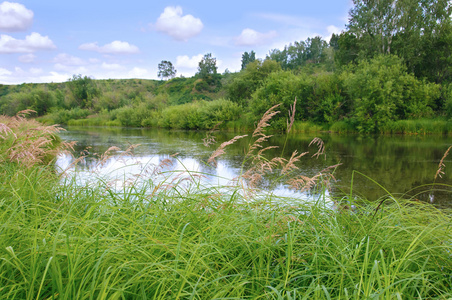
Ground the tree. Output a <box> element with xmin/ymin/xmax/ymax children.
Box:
<box><xmin>268</xmin><ymin>37</ymin><xmax>328</xmax><ymax>70</ymax></box>
<box><xmin>67</xmin><ymin>74</ymin><xmax>100</xmax><ymax>109</ymax></box>
<box><xmin>346</xmin><ymin>0</ymin><xmax>452</xmax><ymax>82</ymax></box>
<box><xmin>197</xmin><ymin>53</ymin><xmax>217</xmax><ymax>79</ymax></box>
<box><xmin>241</xmin><ymin>51</ymin><xmax>256</xmax><ymax>70</ymax></box>
<box><xmin>158</xmin><ymin>60</ymin><xmax>177</xmax><ymax>80</ymax></box>
<box><xmin>226</xmin><ymin>59</ymin><xmax>281</xmax><ymax>106</ymax></box>
<box><xmin>341</xmin><ymin>55</ymin><xmax>440</xmax><ymax>133</ymax></box>
<box><xmin>305</xmin><ymin>36</ymin><xmax>328</xmax><ymax>64</ymax></box>
<box><xmin>268</xmin><ymin>41</ymin><xmax>306</xmax><ymax>70</ymax></box>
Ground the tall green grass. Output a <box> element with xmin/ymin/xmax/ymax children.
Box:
<box><xmin>379</xmin><ymin>119</ymin><xmax>452</xmax><ymax>135</ymax></box>
<box><xmin>1</xmin><ymin>111</ymin><xmax>452</xmax><ymax>299</ymax></box>
<box><xmin>1</xmin><ymin>163</ymin><xmax>451</xmax><ymax>299</ymax></box>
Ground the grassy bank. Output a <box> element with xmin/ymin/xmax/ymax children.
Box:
<box><xmin>1</xmin><ymin>112</ymin><xmax>452</xmax><ymax>299</ymax></box>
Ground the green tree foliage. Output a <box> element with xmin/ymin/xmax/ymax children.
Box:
<box><xmin>249</xmin><ymin>71</ymin><xmax>346</xmax><ymax>129</ymax></box>
<box><xmin>268</xmin><ymin>37</ymin><xmax>329</xmax><ymax>70</ymax></box>
<box><xmin>196</xmin><ymin>53</ymin><xmax>222</xmax><ymax>92</ymax></box>
<box><xmin>345</xmin><ymin>0</ymin><xmax>452</xmax><ymax>83</ymax></box>
<box><xmin>197</xmin><ymin>53</ymin><xmax>218</xmax><ymax>78</ymax></box>
<box><xmin>341</xmin><ymin>55</ymin><xmax>440</xmax><ymax>133</ymax></box>
<box><xmin>0</xmin><ymin>88</ymin><xmax>56</xmax><ymax>116</ymax></box>
<box><xmin>241</xmin><ymin>51</ymin><xmax>256</xmax><ymax>70</ymax></box>
<box><xmin>66</xmin><ymin>74</ymin><xmax>100</xmax><ymax>109</ymax></box>
<box><xmin>158</xmin><ymin>60</ymin><xmax>177</xmax><ymax>80</ymax></box>
<box><xmin>305</xmin><ymin>36</ymin><xmax>328</xmax><ymax>64</ymax></box>
<box><xmin>334</xmin><ymin>32</ymin><xmax>360</xmax><ymax>67</ymax></box>
<box><xmin>227</xmin><ymin>59</ymin><xmax>281</xmax><ymax>106</ymax></box>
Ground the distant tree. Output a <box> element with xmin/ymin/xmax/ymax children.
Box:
<box><xmin>305</xmin><ymin>36</ymin><xmax>328</xmax><ymax>64</ymax></box>
<box><xmin>67</xmin><ymin>74</ymin><xmax>100</xmax><ymax>109</ymax></box>
<box><xmin>197</xmin><ymin>53</ymin><xmax>217</xmax><ymax>79</ymax></box>
<box><xmin>241</xmin><ymin>51</ymin><xmax>256</xmax><ymax>70</ymax></box>
<box><xmin>334</xmin><ymin>32</ymin><xmax>359</xmax><ymax>67</ymax></box>
<box><xmin>268</xmin><ymin>37</ymin><xmax>328</xmax><ymax>69</ymax></box>
<box><xmin>158</xmin><ymin>60</ymin><xmax>177</xmax><ymax>80</ymax></box>
<box><xmin>329</xmin><ymin>33</ymin><xmax>340</xmax><ymax>51</ymax></box>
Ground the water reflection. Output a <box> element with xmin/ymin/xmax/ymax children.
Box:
<box><xmin>56</xmin><ymin>126</ymin><xmax>452</xmax><ymax>206</ymax></box>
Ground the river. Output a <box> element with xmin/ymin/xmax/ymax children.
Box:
<box><xmin>56</xmin><ymin>126</ymin><xmax>452</xmax><ymax>206</ymax></box>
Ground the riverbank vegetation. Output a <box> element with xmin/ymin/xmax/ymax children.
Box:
<box><xmin>1</xmin><ymin>111</ymin><xmax>452</xmax><ymax>299</ymax></box>
<box><xmin>1</xmin><ymin>0</ymin><xmax>452</xmax><ymax>134</ymax></box>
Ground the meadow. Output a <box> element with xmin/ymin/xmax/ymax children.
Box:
<box><xmin>0</xmin><ymin>110</ymin><xmax>451</xmax><ymax>299</ymax></box>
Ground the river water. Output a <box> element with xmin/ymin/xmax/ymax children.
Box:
<box><xmin>56</xmin><ymin>126</ymin><xmax>452</xmax><ymax>206</ymax></box>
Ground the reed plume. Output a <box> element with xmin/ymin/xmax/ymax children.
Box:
<box><xmin>203</xmin><ymin>122</ymin><xmax>222</xmax><ymax>147</ymax></box>
<box><xmin>286</xmin><ymin>97</ymin><xmax>297</xmax><ymax>134</ymax></box>
<box><xmin>207</xmin><ymin>135</ymin><xmax>248</xmax><ymax>167</ymax></box>
<box><xmin>435</xmin><ymin>145</ymin><xmax>452</xmax><ymax>180</ymax></box>
<box><xmin>252</xmin><ymin>104</ymin><xmax>280</xmax><ymax>137</ymax></box>
<box><xmin>1</xmin><ymin>110</ymin><xmax>74</xmax><ymax>168</ymax></box>
<box><xmin>309</xmin><ymin>137</ymin><xmax>326</xmax><ymax>159</ymax></box>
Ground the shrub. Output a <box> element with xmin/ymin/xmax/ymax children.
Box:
<box><xmin>342</xmin><ymin>55</ymin><xmax>440</xmax><ymax>133</ymax></box>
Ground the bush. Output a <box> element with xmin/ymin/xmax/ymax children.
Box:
<box><xmin>342</xmin><ymin>55</ymin><xmax>440</xmax><ymax>133</ymax></box>
<box><xmin>112</xmin><ymin>103</ymin><xmax>152</xmax><ymax>127</ymax></box>
<box><xmin>226</xmin><ymin>59</ymin><xmax>281</xmax><ymax>106</ymax></box>
<box><xmin>158</xmin><ymin>99</ymin><xmax>241</xmax><ymax>129</ymax></box>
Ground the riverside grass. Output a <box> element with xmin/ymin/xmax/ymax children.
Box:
<box><xmin>1</xmin><ymin>112</ymin><xmax>452</xmax><ymax>299</ymax></box>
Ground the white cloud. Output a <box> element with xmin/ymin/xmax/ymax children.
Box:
<box><xmin>53</xmin><ymin>53</ymin><xmax>86</xmax><ymax>66</ymax></box>
<box><xmin>154</xmin><ymin>6</ymin><xmax>203</xmax><ymax>41</ymax></box>
<box><xmin>29</xmin><ymin>67</ymin><xmax>42</xmax><ymax>74</ymax></box>
<box><xmin>0</xmin><ymin>2</ymin><xmax>33</xmax><ymax>32</ymax></box>
<box><xmin>54</xmin><ymin>63</ymin><xmax>88</xmax><ymax>74</ymax></box>
<box><xmin>39</xmin><ymin>71</ymin><xmax>70</xmax><ymax>83</ymax></box>
<box><xmin>0</xmin><ymin>67</ymin><xmax>12</xmax><ymax>76</ymax></box>
<box><xmin>325</xmin><ymin>25</ymin><xmax>342</xmax><ymax>41</ymax></box>
<box><xmin>235</xmin><ymin>28</ymin><xmax>278</xmax><ymax>46</ymax></box>
<box><xmin>128</xmin><ymin>67</ymin><xmax>148</xmax><ymax>78</ymax></box>
<box><xmin>101</xmin><ymin>62</ymin><xmax>122</xmax><ymax>70</ymax></box>
<box><xmin>79</xmin><ymin>40</ymin><xmax>139</xmax><ymax>54</ymax></box>
<box><xmin>18</xmin><ymin>53</ymin><xmax>35</xmax><ymax>63</ymax></box>
<box><xmin>175</xmin><ymin>54</ymin><xmax>203</xmax><ymax>69</ymax></box>
<box><xmin>0</xmin><ymin>32</ymin><xmax>56</xmax><ymax>53</ymax></box>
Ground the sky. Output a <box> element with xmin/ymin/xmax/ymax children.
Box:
<box><xmin>0</xmin><ymin>0</ymin><xmax>353</xmax><ymax>85</ymax></box>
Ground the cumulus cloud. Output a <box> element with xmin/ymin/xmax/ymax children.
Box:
<box><xmin>154</xmin><ymin>6</ymin><xmax>203</xmax><ymax>41</ymax></box>
<box><xmin>29</xmin><ymin>67</ymin><xmax>42</xmax><ymax>74</ymax></box>
<box><xmin>325</xmin><ymin>25</ymin><xmax>342</xmax><ymax>41</ymax></box>
<box><xmin>0</xmin><ymin>32</ymin><xmax>56</xmax><ymax>53</ymax></box>
<box><xmin>39</xmin><ymin>71</ymin><xmax>70</xmax><ymax>83</ymax></box>
<box><xmin>53</xmin><ymin>53</ymin><xmax>86</xmax><ymax>66</ymax></box>
<box><xmin>0</xmin><ymin>2</ymin><xmax>33</xmax><ymax>32</ymax></box>
<box><xmin>0</xmin><ymin>67</ymin><xmax>12</xmax><ymax>76</ymax></box>
<box><xmin>101</xmin><ymin>62</ymin><xmax>122</xmax><ymax>70</ymax></box>
<box><xmin>79</xmin><ymin>40</ymin><xmax>139</xmax><ymax>54</ymax></box>
<box><xmin>128</xmin><ymin>67</ymin><xmax>148</xmax><ymax>78</ymax></box>
<box><xmin>54</xmin><ymin>63</ymin><xmax>88</xmax><ymax>74</ymax></box>
<box><xmin>175</xmin><ymin>54</ymin><xmax>203</xmax><ymax>69</ymax></box>
<box><xmin>18</xmin><ymin>53</ymin><xmax>35</xmax><ymax>63</ymax></box>
<box><xmin>235</xmin><ymin>28</ymin><xmax>277</xmax><ymax>46</ymax></box>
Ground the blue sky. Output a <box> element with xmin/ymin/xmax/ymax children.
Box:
<box><xmin>0</xmin><ymin>0</ymin><xmax>352</xmax><ymax>84</ymax></box>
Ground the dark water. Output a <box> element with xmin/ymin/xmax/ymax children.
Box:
<box><xmin>57</xmin><ymin>126</ymin><xmax>452</xmax><ymax>206</ymax></box>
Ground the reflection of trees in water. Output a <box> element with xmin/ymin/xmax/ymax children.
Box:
<box><xmin>58</xmin><ymin>127</ymin><xmax>452</xmax><ymax>206</ymax></box>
